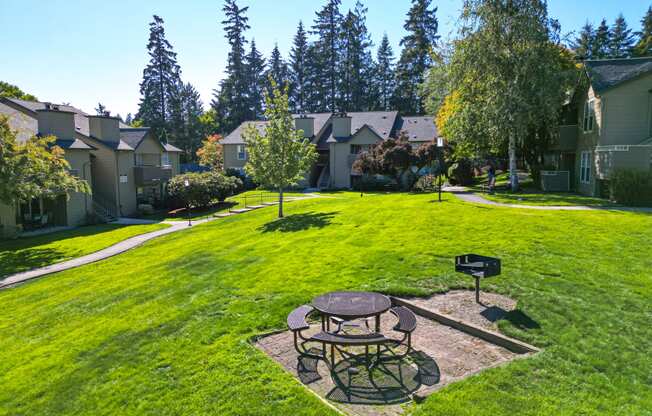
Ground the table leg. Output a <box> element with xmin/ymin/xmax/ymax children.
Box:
<box><xmin>375</xmin><ymin>314</ymin><xmax>380</xmax><ymax>332</ymax></box>
<box><xmin>321</xmin><ymin>315</ymin><xmax>325</xmax><ymax>331</ymax></box>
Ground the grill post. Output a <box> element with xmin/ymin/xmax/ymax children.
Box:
<box><xmin>475</xmin><ymin>275</ymin><xmax>481</xmax><ymax>303</ymax></box>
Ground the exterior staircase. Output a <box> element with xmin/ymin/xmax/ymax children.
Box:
<box><xmin>92</xmin><ymin>196</ymin><xmax>118</xmax><ymax>223</ymax></box>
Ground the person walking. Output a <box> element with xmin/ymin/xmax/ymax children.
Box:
<box><xmin>487</xmin><ymin>165</ymin><xmax>496</xmax><ymax>194</ymax></box>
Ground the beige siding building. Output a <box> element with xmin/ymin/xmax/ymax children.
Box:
<box><xmin>0</xmin><ymin>98</ymin><xmax>182</xmax><ymax>237</ymax></box>
<box><xmin>550</xmin><ymin>57</ymin><xmax>652</xmax><ymax>196</ymax></box>
<box><xmin>222</xmin><ymin>111</ymin><xmax>439</xmax><ymax>189</ymax></box>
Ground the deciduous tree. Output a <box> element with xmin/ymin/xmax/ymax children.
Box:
<box><xmin>243</xmin><ymin>80</ymin><xmax>317</xmax><ymax>218</ymax></box>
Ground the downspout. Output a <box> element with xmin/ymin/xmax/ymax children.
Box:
<box><xmin>115</xmin><ymin>152</ymin><xmax>122</xmax><ymax>217</ymax></box>
<box><xmin>82</xmin><ymin>160</ymin><xmax>91</xmax><ymax>220</ymax></box>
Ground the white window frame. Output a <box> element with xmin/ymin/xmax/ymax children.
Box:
<box><xmin>583</xmin><ymin>99</ymin><xmax>595</xmax><ymax>133</ymax></box>
<box><xmin>237</xmin><ymin>145</ymin><xmax>247</xmax><ymax>160</ymax></box>
<box><xmin>580</xmin><ymin>151</ymin><xmax>591</xmax><ymax>184</ymax></box>
<box><xmin>161</xmin><ymin>152</ymin><xmax>170</xmax><ymax>167</ymax></box>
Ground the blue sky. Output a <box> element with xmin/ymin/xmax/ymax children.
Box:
<box><xmin>1</xmin><ymin>0</ymin><xmax>649</xmax><ymax>117</ymax></box>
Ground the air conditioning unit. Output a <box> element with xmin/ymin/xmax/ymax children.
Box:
<box><xmin>541</xmin><ymin>170</ymin><xmax>570</xmax><ymax>192</ymax></box>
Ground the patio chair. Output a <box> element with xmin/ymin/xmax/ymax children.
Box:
<box><xmin>287</xmin><ymin>305</ymin><xmax>323</xmax><ymax>360</ymax></box>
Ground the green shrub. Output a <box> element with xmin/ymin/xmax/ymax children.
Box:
<box><xmin>352</xmin><ymin>175</ymin><xmax>397</xmax><ymax>192</ymax></box>
<box><xmin>448</xmin><ymin>158</ymin><xmax>474</xmax><ymax>185</ymax></box>
<box><xmin>412</xmin><ymin>174</ymin><xmax>439</xmax><ymax>193</ymax></box>
<box><xmin>168</xmin><ymin>172</ymin><xmax>242</xmax><ymax>208</ymax></box>
<box><xmin>609</xmin><ymin>169</ymin><xmax>652</xmax><ymax>206</ymax></box>
<box><xmin>225</xmin><ymin>168</ymin><xmax>256</xmax><ymax>191</ymax></box>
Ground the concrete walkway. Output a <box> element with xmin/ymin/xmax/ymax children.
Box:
<box><xmin>0</xmin><ymin>194</ymin><xmax>319</xmax><ymax>290</ymax></box>
<box><xmin>449</xmin><ymin>188</ymin><xmax>652</xmax><ymax>213</ymax></box>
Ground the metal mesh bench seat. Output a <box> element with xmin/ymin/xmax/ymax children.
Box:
<box><xmin>310</xmin><ymin>331</ymin><xmax>388</xmax><ymax>346</ymax></box>
<box><xmin>390</xmin><ymin>306</ymin><xmax>417</xmax><ymax>333</ymax></box>
<box><xmin>287</xmin><ymin>305</ymin><xmax>314</xmax><ymax>332</ymax></box>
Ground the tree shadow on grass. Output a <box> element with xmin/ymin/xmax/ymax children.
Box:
<box><xmin>503</xmin><ymin>309</ymin><xmax>540</xmax><ymax>330</ymax></box>
<box><xmin>259</xmin><ymin>212</ymin><xmax>338</xmax><ymax>233</ymax></box>
<box><xmin>0</xmin><ymin>248</ymin><xmax>71</xmax><ymax>278</ymax></box>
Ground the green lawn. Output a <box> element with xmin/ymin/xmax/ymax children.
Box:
<box><xmin>471</xmin><ymin>172</ymin><xmax>614</xmax><ymax>207</ymax></box>
<box><xmin>1</xmin><ymin>193</ymin><xmax>651</xmax><ymax>415</ymax></box>
<box><xmin>0</xmin><ymin>223</ymin><xmax>168</xmax><ymax>278</ymax></box>
<box><xmin>144</xmin><ymin>190</ymin><xmax>309</xmax><ymax>222</ymax></box>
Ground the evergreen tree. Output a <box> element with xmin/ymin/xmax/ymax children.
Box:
<box><xmin>289</xmin><ymin>21</ymin><xmax>309</xmax><ymax>113</ymax></box>
<box><xmin>125</xmin><ymin>113</ymin><xmax>133</xmax><ymax>126</ymax></box>
<box><xmin>212</xmin><ymin>0</ymin><xmax>250</xmax><ymax>133</ymax></box>
<box><xmin>137</xmin><ymin>15</ymin><xmax>181</xmax><ymax>138</ymax></box>
<box><xmin>340</xmin><ymin>1</ymin><xmax>374</xmax><ymax>111</ymax></box>
<box><xmin>633</xmin><ymin>7</ymin><xmax>652</xmax><ymax>57</ymax></box>
<box><xmin>304</xmin><ymin>43</ymin><xmax>327</xmax><ymax>112</ymax></box>
<box><xmin>392</xmin><ymin>0</ymin><xmax>439</xmax><ymax>115</ymax></box>
<box><xmin>0</xmin><ymin>81</ymin><xmax>37</xmax><ymax>101</ymax></box>
<box><xmin>592</xmin><ymin>19</ymin><xmax>610</xmax><ymax>59</ymax></box>
<box><xmin>245</xmin><ymin>39</ymin><xmax>266</xmax><ymax>119</ymax></box>
<box><xmin>374</xmin><ymin>33</ymin><xmax>396</xmax><ymax>111</ymax></box>
<box><xmin>311</xmin><ymin>0</ymin><xmax>343</xmax><ymax>112</ymax></box>
<box><xmin>265</xmin><ymin>44</ymin><xmax>290</xmax><ymax>96</ymax></box>
<box><xmin>95</xmin><ymin>103</ymin><xmax>110</xmax><ymax>116</ymax></box>
<box><xmin>573</xmin><ymin>22</ymin><xmax>594</xmax><ymax>59</ymax></box>
<box><xmin>610</xmin><ymin>13</ymin><xmax>635</xmax><ymax>58</ymax></box>
<box><xmin>170</xmin><ymin>83</ymin><xmax>205</xmax><ymax>162</ymax></box>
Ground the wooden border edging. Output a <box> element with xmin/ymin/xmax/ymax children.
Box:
<box><xmin>390</xmin><ymin>296</ymin><xmax>540</xmax><ymax>354</ymax></box>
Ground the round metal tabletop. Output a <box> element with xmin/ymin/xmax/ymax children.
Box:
<box><xmin>312</xmin><ymin>291</ymin><xmax>391</xmax><ymax>319</ymax></box>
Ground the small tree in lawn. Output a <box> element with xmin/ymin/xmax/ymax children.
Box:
<box><xmin>196</xmin><ymin>134</ymin><xmax>224</xmax><ymax>171</ymax></box>
<box><xmin>0</xmin><ymin>115</ymin><xmax>90</xmax><ymax>213</ymax></box>
<box><xmin>243</xmin><ymin>79</ymin><xmax>317</xmax><ymax>218</ymax></box>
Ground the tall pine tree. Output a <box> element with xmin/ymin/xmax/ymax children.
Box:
<box><xmin>573</xmin><ymin>22</ymin><xmax>594</xmax><ymax>59</ymax></box>
<box><xmin>633</xmin><ymin>7</ymin><xmax>652</xmax><ymax>57</ymax></box>
<box><xmin>304</xmin><ymin>43</ymin><xmax>327</xmax><ymax>112</ymax></box>
<box><xmin>137</xmin><ymin>15</ymin><xmax>181</xmax><ymax>138</ymax></box>
<box><xmin>312</xmin><ymin>0</ymin><xmax>343</xmax><ymax>112</ymax></box>
<box><xmin>289</xmin><ymin>21</ymin><xmax>309</xmax><ymax>113</ymax></box>
<box><xmin>610</xmin><ymin>14</ymin><xmax>635</xmax><ymax>58</ymax></box>
<box><xmin>169</xmin><ymin>83</ymin><xmax>205</xmax><ymax>162</ymax></box>
<box><xmin>374</xmin><ymin>33</ymin><xmax>396</xmax><ymax>111</ymax></box>
<box><xmin>592</xmin><ymin>19</ymin><xmax>610</xmax><ymax>59</ymax></box>
<box><xmin>265</xmin><ymin>45</ymin><xmax>290</xmax><ymax>96</ymax></box>
<box><xmin>393</xmin><ymin>0</ymin><xmax>439</xmax><ymax>115</ymax></box>
<box><xmin>340</xmin><ymin>1</ymin><xmax>374</xmax><ymax>111</ymax></box>
<box><xmin>245</xmin><ymin>39</ymin><xmax>266</xmax><ymax>119</ymax></box>
<box><xmin>212</xmin><ymin>0</ymin><xmax>250</xmax><ymax>133</ymax></box>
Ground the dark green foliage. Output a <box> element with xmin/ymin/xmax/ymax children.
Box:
<box><xmin>0</xmin><ymin>81</ymin><xmax>37</xmax><ymax>101</ymax></box>
<box><xmin>311</xmin><ymin>0</ymin><xmax>343</xmax><ymax>112</ymax></box>
<box><xmin>339</xmin><ymin>1</ymin><xmax>374</xmax><ymax>111</ymax></box>
<box><xmin>169</xmin><ymin>83</ymin><xmax>205</xmax><ymax>163</ymax></box>
<box><xmin>447</xmin><ymin>158</ymin><xmax>474</xmax><ymax>186</ymax></box>
<box><xmin>592</xmin><ymin>19</ymin><xmax>611</xmax><ymax>59</ymax></box>
<box><xmin>633</xmin><ymin>6</ymin><xmax>652</xmax><ymax>57</ymax></box>
<box><xmin>609</xmin><ymin>169</ymin><xmax>652</xmax><ymax>206</ymax></box>
<box><xmin>412</xmin><ymin>173</ymin><xmax>438</xmax><ymax>192</ymax></box>
<box><xmin>137</xmin><ymin>15</ymin><xmax>182</xmax><ymax>138</ymax></box>
<box><xmin>289</xmin><ymin>21</ymin><xmax>309</xmax><ymax>112</ymax></box>
<box><xmin>167</xmin><ymin>171</ymin><xmax>242</xmax><ymax>208</ymax></box>
<box><xmin>573</xmin><ymin>22</ymin><xmax>594</xmax><ymax>59</ymax></box>
<box><xmin>374</xmin><ymin>34</ymin><xmax>396</xmax><ymax>111</ymax></box>
<box><xmin>351</xmin><ymin>174</ymin><xmax>396</xmax><ymax>191</ymax></box>
<box><xmin>225</xmin><ymin>168</ymin><xmax>256</xmax><ymax>191</ymax></box>
<box><xmin>265</xmin><ymin>45</ymin><xmax>290</xmax><ymax>96</ymax></box>
<box><xmin>609</xmin><ymin>13</ymin><xmax>635</xmax><ymax>58</ymax></box>
<box><xmin>95</xmin><ymin>103</ymin><xmax>110</xmax><ymax>116</ymax></box>
<box><xmin>212</xmin><ymin>0</ymin><xmax>251</xmax><ymax>133</ymax></box>
<box><xmin>245</xmin><ymin>40</ymin><xmax>266</xmax><ymax>120</ymax></box>
<box><xmin>352</xmin><ymin>132</ymin><xmax>415</xmax><ymax>189</ymax></box>
<box><xmin>392</xmin><ymin>0</ymin><xmax>439</xmax><ymax>115</ymax></box>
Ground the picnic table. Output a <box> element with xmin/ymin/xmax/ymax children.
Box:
<box><xmin>312</xmin><ymin>291</ymin><xmax>391</xmax><ymax>333</ymax></box>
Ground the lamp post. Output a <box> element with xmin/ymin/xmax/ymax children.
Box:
<box><xmin>184</xmin><ymin>179</ymin><xmax>192</xmax><ymax>227</ymax></box>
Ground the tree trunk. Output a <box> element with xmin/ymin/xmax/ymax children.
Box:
<box><xmin>278</xmin><ymin>187</ymin><xmax>284</xmax><ymax>218</ymax></box>
<box><xmin>509</xmin><ymin>133</ymin><xmax>519</xmax><ymax>192</ymax></box>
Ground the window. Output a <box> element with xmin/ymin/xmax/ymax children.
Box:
<box><xmin>135</xmin><ymin>153</ymin><xmax>144</xmax><ymax>166</ymax></box>
<box><xmin>583</xmin><ymin>99</ymin><xmax>595</xmax><ymax>133</ymax></box>
<box><xmin>350</xmin><ymin>144</ymin><xmax>369</xmax><ymax>154</ymax></box>
<box><xmin>580</xmin><ymin>151</ymin><xmax>591</xmax><ymax>184</ymax></box>
<box><xmin>161</xmin><ymin>152</ymin><xmax>170</xmax><ymax>167</ymax></box>
<box><xmin>237</xmin><ymin>145</ymin><xmax>247</xmax><ymax>160</ymax></box>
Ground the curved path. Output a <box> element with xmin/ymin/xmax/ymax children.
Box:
<box><xmin>0</xmin><ymin>195</ymin><xmax>318</xmax><ymax>290</ymax></box>
<box><xmin>449</xmin><ymin>188</ymin><xmax>652</xmax><ymax>213</ymax></box>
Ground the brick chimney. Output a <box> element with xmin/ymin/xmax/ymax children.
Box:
<box><xmin>88</xmin><ymin>115</ymin><xmax>121</xmax><ymax>143</ymax></box>
<box><xmin>35</xmin><ymin>107</ymin><xmax>76</xmax><ymax>140</ymax></box>
<box><xmin>295</xmin><ymin>115</ymin><xmax>314</xmax><ymax>138</ymax></box>
<box><xmin>331</xmin><ymin>112</ymin><xmax>351</xmax><ymax>138</ymax></box>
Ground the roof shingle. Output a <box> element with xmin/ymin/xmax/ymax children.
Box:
<box><xmin>585</xmin><ymin>57</ymin><xmax>652</xmax><ymax>93</ymax></box>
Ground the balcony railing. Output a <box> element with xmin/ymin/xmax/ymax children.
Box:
<box><xmin>134</xmin><ymin>165</ymin><xmax>172</xmax><ymax>185</ymax></box>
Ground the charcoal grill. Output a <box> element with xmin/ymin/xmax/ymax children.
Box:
<box><xmin>455</xmin><ymin>254</ymin><xmax>501</xmax><ymax>303</ymax></box>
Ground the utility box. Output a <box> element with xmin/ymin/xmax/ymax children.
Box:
<box><xmin>541</xmin><ymin>170</ymin><xmax>570</xmax><ymax>192</ymax></box>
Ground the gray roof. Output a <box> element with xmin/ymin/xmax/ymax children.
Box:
<box><xmin>5</xmin><ymin>98</ymin><xmax>92</xmax><ymax>136</ymax></box>
<box><xmin>323</xmin><ymin>111</ymin><xmax>397</xmax><ymax>145</ymax></box>
<box><xmin>119</xmin><ymin>128</ymin><xmax>152</xmax><ymax>149</ymax></box>
<box><xmin>395</xmin><ymin>116</ymin><xmax>438</xmax><ymax>142</ymax></box>
<box><xmin>585</xmin><ymin>57</ymin><xmax>652</xmax><ymax>94</ymax></box>
<box><xmin>164</xmin><ymin>143</ymin><xmax>182</xmax><ymax>152</ymax></box>
<box><xmin>54</xmin><ymin>138</ymin><xmax>93</xmax><ymax>150</ymax></box>
<box><xmin>223</xmin><ymin>113</ymin><xmax>333</xmax><ymax>145</ymax></box>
